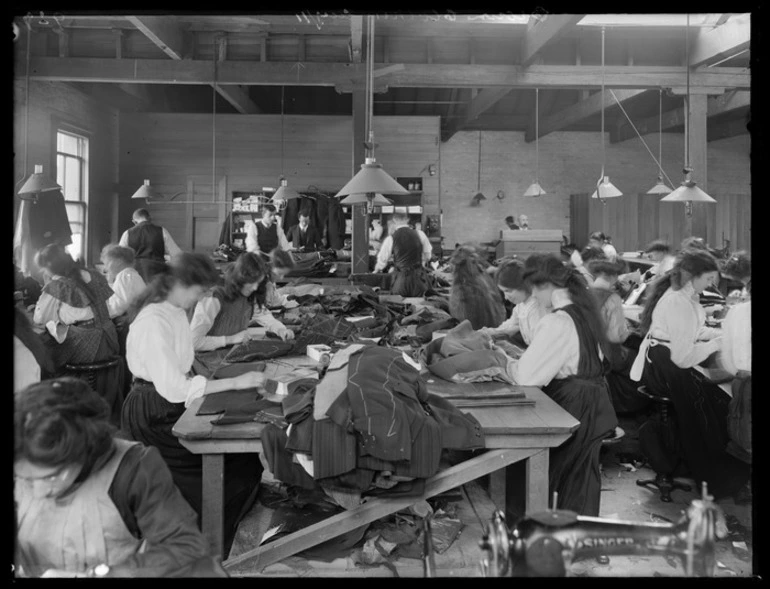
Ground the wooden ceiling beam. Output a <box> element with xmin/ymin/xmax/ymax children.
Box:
<box><xmin>441</xmin><ymin>87</ymin><xmax>513</xmax><ymax>142</ymax></box>
<box><xmin>520</xmin><ymin>14</ymin><xmax>585</xmax><ymax>66</ymax></box>
<box><xmin>527</xmin><ymin>88</ymin><xmax>648</xmax><ymax>142</ymax></box>
<box><xmin>689</xmin><ymin>12</ymin><xmax>750</xmax><ymax>68</ymax></box>
<box><xmin>349</xmin><ymin>15</ymin><xmax>363</xmax><ymax>63</ymax></box>
<box><xmin>126</xmin><ymin>16</ymin><xmax>259</xmax><ymax>114</ymax></box>
<box><xmin>18</xmin><ymin>57</ymin><xmax>750</xmax><ymax>91</ymax></box>
<box><xmin>610</xmin><ymin>90</ymin><xmax>750</xmax><ymax>143</ymax></box>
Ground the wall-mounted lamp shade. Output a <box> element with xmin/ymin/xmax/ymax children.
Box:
<box><xmin>335</xmin><ymin>158</ymin><xmax>408</xmax><ymax>198</ymax></box>
<box><xmin>660</xmin><ymin>179</ymin><xmax>716</xmax><ymax>203</ymax></box>
<box><xmin>523</xmin><ymin>182</ymin><xmax>546</xmax><ymax>197</ymax></box>
<box><xmin>646</xmin><ymin>176</ymin><xmax>672</xmax><ymax>195</ymax></box>
<box><xmin>131</xmin><ymin>179</ymin><xmax>163</xmax><ymax>200</ymax></box>
<box><xmin>273</xmin><ymin>178</ymin><xmax>301</xmax><ymax>201</ymax></box>
<box><xmin>18</xmin><ymin>165</ymin><xmax>61</xmax><ymax>198</ymax></box>
<box><xmin>590</xmin><ymin>176</ymin><xmax>623</xmax><ymax>199</ymax></box>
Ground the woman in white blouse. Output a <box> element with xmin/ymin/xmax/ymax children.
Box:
<box><xmin>506</xmin><ymin>255</ymin><xmax>617</xmax><ymax>516</ymax></box>
<box><xmin>100</xmin><ymin>244</ymin><xmax>146</xmax><ymax>319</ymax></box>
<box><xmin>121</xmin><ymin>252</ymin><xmax>265</xmax><ymax>555</ymax></box>
<box><xmin>483</xmin><ymin>258</ymin><xmax>546</xmax><ymax>347</ymax></box>
<box><xmin>190</xmin><ymin>252</ymin><xmax>294</xmax><ymax>377</ymax></box>
<box><xmin>631</xmin><ymin>249</ymin><xmax>750</xmax><ymax>500</ymax></box>
<box><xmin>589</xmin><ymin>231</ymin><xmax>618</xmax><ymax>263</ymax></box>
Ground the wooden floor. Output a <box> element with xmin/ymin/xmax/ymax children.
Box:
<box><xmin>227</xmin><ymin>414</ymin><xmax>754</xmax><ymax>578</ymax></box>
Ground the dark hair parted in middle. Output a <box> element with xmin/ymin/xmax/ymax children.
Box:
<box><xmin>128</xmin><ymin>252</ymin><xmax>220</xmax><ymax>322</ymax></box>
<box><xmin>644</xmin><ymin>239</ymin><xmax>671</xmax><ymax>254</ymax></box>
<box><xmin>587</xmin><ymin>259</ymin><xmax>622</xmax><ymax>278</ymax></box>
<box><xmin>218</xmin><ymin>252</ymin><xmax>269</xmax><ymax>303</ymax></box>
<box><xmin>496</xmin><ymin>258</ymin><xmax>530</xmax><ymax>293</ymax></box>
<box><xmin>580</xmin><ymin>245</ymin><xmax>607</xmax><ymax>264</ymax></box>
<box><xmin>523</xmin><ymin>254</ymin><xmax>607</xmax><ymax>349</ymax></box>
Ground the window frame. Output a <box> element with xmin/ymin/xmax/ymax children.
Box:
<box><xmin>52</xmin><ymin>120</ymin><xmax>91</xmax><ymax>264</ymax></box>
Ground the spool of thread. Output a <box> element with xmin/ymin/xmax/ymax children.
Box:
<box><xmin>317</xmin><ymin>353</ymin><xmax>331</xmax><ymax>379</ymax></box>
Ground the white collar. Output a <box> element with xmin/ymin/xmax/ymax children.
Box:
<box><xmin>551</xmin><ymin>288</ymin><xmax>572</xmax><ymax>310</ymax></box>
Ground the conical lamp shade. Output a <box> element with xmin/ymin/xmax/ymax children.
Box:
<box><xmin>18</xmin><ymin>165</ymin><xmax>61</xmax><ymax>197</ymax></box>
<box><xmin>131</xmin><ymin>179</ymin><xmax>163</xmax><ymax>200</ymax></box>
<box><xmin>523</xmin><ymin>182</ymin><xmax>546</xmax><ymax>197</ymax></box>
<box><xmin>473</xmin><ymin>192</ymin><xmax>486</xmax><ymax>201</ymax></box>
<box><xmin>660</xmin><ymin>180</ymin><xmax>716</xmax><ymax>203</ymax></box>
<box><xmin>335</xmin><ymin>158</ymin><xmax>409</xmax><ymax>198</ymax></box>
<box><xmin>273</xmin><ymin>182</ymin><xmax>302</xmax><ymax>201</ymax></box>
<box><xmin>340</xmin><ymin>192</ymin><xmax>393</xmax><ymax>206</ymax></box>
<box><xmin>646</xmin><ymin>176</ymin><xmax>672</xmax><ymax>195</ymax></box>
<box><xmin>590</xmin><ymin>176</ymin><xmax>623</xmax><ymax>199</ymax></box>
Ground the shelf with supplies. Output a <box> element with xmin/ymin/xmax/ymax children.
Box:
<box><xmin>229</xmin><ymin>190</ymin><xmax>275</xmax><ymax>249</ymax></box>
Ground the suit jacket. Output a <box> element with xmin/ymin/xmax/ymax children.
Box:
<box><xmin>287</xmin><ymin>223</ymin><xmax>323</xmax><ymax>251</ymax></box>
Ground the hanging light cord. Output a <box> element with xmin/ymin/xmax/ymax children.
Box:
<box><xmin>659</xmin><ymin>88</ymin><xmax>663</xmax><ymax>177</ymax></box>
<box><xmin>535</xmin><ymin>88</ymin><xmax>539</xmax><ymax>183</ymax></box>
<box><xmin>280</xmin><ymin>86</ymin><xmax>285</xmax><ymax>178</ymax></box>
<box><xmin>365</xmin><ymin>14</ymin><xmax>375</xmax><ymax>159</ymax></box>
<box><xmin>477</xmin><ymin>131</ymin><xmax>482</xmax><ymax>192</ymax></box>
<box><xmin>212</xmin><ymin>38</ymin><xmax>218</xmax><ymax>203</ymax></box>
<box><xmin>609</xmin><ymin>88</ymin><xmax>676</xmax><ymax>189</ymax></box>
<box><xmin>684</xmin><ymin>13</ymin><xmax>690</xmax><ymax>171</ymax></box>
<box><xmin>600</xmin><ymin>26</ymin><xmax>605</xmax><ymax>181</ymax></box>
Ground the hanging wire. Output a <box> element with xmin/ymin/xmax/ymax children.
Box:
<box><xmin>280</xmin><ymin>85</ymin><xmax>285</xmax><ymax>177</ymax></box>
<box><xmin>684</xmin><ymin>13</ymin><xmax>690</xmax><ymax>170</ymax></box>
<box><xmin>212</xmin><ymin>37</ymin><xmax>218</xmax><ymax>203</ymax></box>
<box><xmin>600</xmin><ymin>26</ymin><xmax>605</xmax><ymax>180</ymax></box>
<box><xmin>659</xmin><ymin>88</ymin><xmax>664</xmax><ymax>178</ymax></box>
<box><xmin>477</xmin><ymin>130</ymin><xmax>482</xmax><ymax>192</ymax></box>
<box><xmin>535</xmin><ymin>88</ymin><xmax>539</xmax><ymax>183</ymax></box>
<box><xmin>367</xmin><ymin>14</ymin><xmax>375</xmax><ymax>158</ymax></box>
<box><xmin>609</xmin><ymin>89</ymin><xmax>676</xmax><ymax>189</ymax></box>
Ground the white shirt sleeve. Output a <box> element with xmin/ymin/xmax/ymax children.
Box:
<box><xmin>651</xmin><ymin>293</ymin><xmax>720</xmax><ymax>368</ymax></box>
<box><xmin>265</xmin><ymin>281</ymin><xmax>288</xmax><ymax>307</ymax></box>
<box><xmin>244</xmin><ymin>221</ymin><xmax>259</xmax><ymax>253</ymax></box>
<box><xmin>14</xmin><ymin>336</ymin><xmax>41</xmax><ymax>393</ymax></box>
<box><xmin>720</xmin><ymin>301</ymin><xmax>751</xmax><ymax>374</ymax></box>
<box><xmin>510</xmin><ymin>311</ymin><xmax>578</xmax><ymax>386</ymax></box>
<box><xmin>496</xmin><ymin>309</ymin><xmax>521</xmax><ymax>334</ymax></box>
<box><xmin>374</xmin><ymin>235</ymin><xmax>394</xmax><ymax>272</ymax></box>
<box><xmin>162</xmin><ymin>227</ymin><xmax>182</xmax><ymax>257</ymax></box>
<box><xmin>189</xmin><ymin>296</ymin><xmax>227</xmax><ymax>351</ymax></box>
<box><xmin>252</xmin><ymin>303</ymin><xmax>289</xmax><ymax>336</ymax></box>
<box><xmin>127</xmin><ymin>305</ymin><xmax>207</xmax><ymax>407</ymax></box>
<box><xmin>33</xmin><ymin>290</ymin><xmax>94</xmax><ymax>325</ymax></box>
<box><xmin>602</xmin><ymin>293</ymin><xmax>630</xmax><ymax>344</ymax></box>
<box><xmin>417</xmin><ymin>230</ymin><xmax>433</xmax><ymax>265</ymax></box>
<box><xmin>118</xmin><ymin>230</ymin><xmax>129</xmax><ymax>248</ymax></box>
<box><xmin>277</xmin><ymin>224</ymin><xmax>291</xmax><ymax>252</ymax></box>
<box><xmin>107</xmin><ymin>268</ymin><xmax>146</xmax><ymax>318</ymax></box>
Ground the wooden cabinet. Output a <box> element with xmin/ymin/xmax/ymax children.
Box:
<box><xmin>495</xmin><ymin>230</ymin><xmax>563</xmax><ymax>260</ymax></box>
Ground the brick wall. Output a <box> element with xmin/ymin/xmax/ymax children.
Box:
<box><xmin>14</xmin><ymin>80</ymin><xmax>120</xmax><ymax>264</ymax></box>
<box><xmin>439</xmin><ymin>130</ymin><xmax>750</xmax><ymax>250</ymax></box>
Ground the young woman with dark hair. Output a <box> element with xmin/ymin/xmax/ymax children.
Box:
<box><xmin>570</xmin><ymin>245</ymin><xmax>606</xmax><ymax>286</ymax></box>
<box><xmin>506</xmin><ymin>255</ymin><xmax>617</xmax><ymax>516</ymax></box>
<box><xmin>191</xmin><ymin>252</ymin><xmax>293</xmax><ymax>350</ymax></box>
<box><xmin>631</xmin><ymin>249</ymin><xmax>750</xmax><ymax>499</ymax></box>
<box><xmin>720</xmin><ymin>250</ymin><xmax>751</xmax><ymax>301</ymax></box>
<box><xmin>122</xmin><ymin>252</ymin><xmax>265</xmax><ymax>556</ymax></box>
<box><xmin>100</xmin><ymin>244</ymin><xmax>146</xmax><ymax>319</ymax></box>
<box><xmin>588</xmin><ymin>231</ymin><xmax>618</xmax><ymax>262</ymax></box>
<box><xmin>15</xmin><ymin>377</ymin><xmax>223</xmax><ymax>578</ymax></box>
<box><xmin>448</xmin><ymin>244</ymin><xmax>507</xmax><ymax>330</ymax></box>
<box><xmin>32</xmin><ymin>243</ymin><xmax>123</xmax><ymax>423</ymax></box>
<box><xmin>482</xmin><ymin>258</ymin><xmax>546</xmax><ymax>347</ymax></box>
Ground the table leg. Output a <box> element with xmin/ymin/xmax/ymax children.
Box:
<box><xmin>202</xmin><ymin>454</ymin><xmax>225</xmax><ymax>558</ymax></box>
<box><xmin>524</xmin><ymin>449</ymin><xmax>549</xmax><ymax>514</ymax></box>
<box><xmin>488</xmin><ymin>469</ymin><xmax>506</xmax><ymax>512</ymax></box>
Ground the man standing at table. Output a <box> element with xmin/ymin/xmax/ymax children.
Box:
<box><xmin>119</xmin><ymin>208</ymin><xmax>182</xmax><ymax>282</ymax></box>
<box><xmin>245</xmin><ymin>204</ymin><xmax>291</xmax><ymax>257</ymax></box>
<box><xmin>287</xmin><ymin>209</ymin><xmax>323</xmax><ymax>252</ymax></box>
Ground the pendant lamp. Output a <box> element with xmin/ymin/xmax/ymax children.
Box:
<box><xmin>336</xmin><ymin>15</ymin><xmax>406</xmax><ymax>213</ymax></box>
<box><xmin>523</xmin><ymin>88</ymin><xmax>547</xmax><ymax>197</ymax></box>
<box><xmin>470</xmin><ymin>131</ymin><xmax>486</xmax><ymax>205</ymax></box>
<box><xmin>131</xmin><ymin>179</ymin><xmax>163</xmax><ymax>200</ymax></box>
<box><xmin>591</xmin><ymin>26</ymin><xmax>622</xmax><ymax>201</ymax></box>
<box><xmin>18</xmin><ymin>164</ymin><xmax>62</xmax><ymax>200</ymax></box>
<box><xmin>646</xmin><ymin>89</ymin><xmax>672</xmax><ymax>194</ymax></box>
<box><xmin>272</xmin><ymin>86</ymin><xmax>301</xmax><ymax>202</ymax></box>
<box><xmin>661</xmin><ymin>14</ymin><xmax>716</xmax><ymax>209</ymax></box>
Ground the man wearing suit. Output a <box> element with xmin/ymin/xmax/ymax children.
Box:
<box><xmin>287</xmin><ymin>209</ymin><xmax>324</xmax><ymax>252</ymax></box>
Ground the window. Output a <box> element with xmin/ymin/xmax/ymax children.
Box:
<box><xmin>56</xmin><ymin>129</ymin><xmax>89</xmax><ymax>261</ymax></box>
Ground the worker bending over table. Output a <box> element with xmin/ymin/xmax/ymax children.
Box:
<box><xmin>121</xmin><ymin>252</ymin><xmax>265</xmax><ymax>556</ymax></box>
<box><xmin>373</xmin><ymin>213</ymin><xmax>432</xmax><ymax>297</ymax></box>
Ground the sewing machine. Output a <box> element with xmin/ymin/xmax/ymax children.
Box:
<box><xmin>478</xmin><ymin>484</ymin><xmax>726</xmax><ymax>577</ymax></box>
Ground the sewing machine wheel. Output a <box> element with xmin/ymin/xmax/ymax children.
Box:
<box><xmin>526</xmin><ymin>537</ymin><xmax>567</xmax><ymax>577</ymax></box>
<box><xmin>479</xmin><ymin>511</ymin><xmax>512</xmax><ymax>577</ymax></box>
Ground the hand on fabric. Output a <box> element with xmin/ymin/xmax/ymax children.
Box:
<box><xmin>226</xmin><ymin>330</ymin><xmax>251</xmax><ymax>346</ymax></box>
<box><xmin>283</xmin><ymin>300</ymin><xmax>300</xmax><ymax>310</ymax></box>
<box><xmin>231</xmin><ymin>371</ymin><xmax>265</xmax><ymax>390</ymax></box>
<box><xmin>277</xmin><ymin>327</ymin><xmax>295</xmax><ymax>341</ymax></box>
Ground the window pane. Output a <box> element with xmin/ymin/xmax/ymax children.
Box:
<box><xmin>63</xmin><ymin>157</ymin><xmax>81</xmax><ymax>200</ymax></box>
<box><xmin>56</xmin><ymin>154</ymin><xmax>65</xmax><ymax>188</ymax></box>
<box><xmin>57</xmin><ymin>131</ymin><xmax>79</xmax><ymax>156</ymax></box>
<box><xmin>65</xmin><ymin>234</ymin><xmax>83</xmax><ymax>261</ymax></box>
<box><xmin>65</xmin><ymin>202</ymin><xmax>84</xmax><ymax>225</ymax></box>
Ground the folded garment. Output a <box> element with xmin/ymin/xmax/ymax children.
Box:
<box><xmin>224</xmin><ymin>339</ymin><xmax>295</xmax><ymax>363</ymax></box>
<box><xmin>211</xmin><ymin>403</ymin><xmax>285</xmax><ymax>426</ymax></box>
<box><xmin>197</xmin><ymin>389</ymin><xmax>264</xmax><ymax>415</ymax></box>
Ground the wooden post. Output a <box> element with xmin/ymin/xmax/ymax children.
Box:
<box><xmin>688</xmin><ymin>93</ymin><xmax>710</xmax><ymax>240</ymax></box>
<box><xmin>351</xmin><ymin>88</ymin><xmax>368</xmax><ymax>275</ymax></box>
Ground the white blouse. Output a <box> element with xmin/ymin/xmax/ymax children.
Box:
<box><xmin>33</xmin><ymin>271</ymin><xmax>96</xmax><ymax>326</ymax></box>
<box><xmin>106</xmin><ymin>267</ymin><xmax>146</xmax><ymax>318</ymax></box>
<box><xmin>190</xmin><ymin>293</ymin><xmax>289</xmax><ymax>352</ymax></box>
<box><xmin>496</xmin><ymin>295</ymin><xmax>547</xmax><ymax>346</ymax></box>
<box><xmin>126</xmin><ymin>301</ymin><xmax>207</xmax><ymax>407</ymax></box>
<box><xmin>638</xmin><ymin>282</ymin><xmax>721</xmax><ymax>370</ymax></box>
<box><xmin>244</xmin><ymin>219</ymin><xmax>291</xmax><ymax>253</ymax></box>
<box><xmin>508</xmin><ymin>289</ymin><xmax>601</xmax><ymax>387</ymax></box>
<box><xmin>14</xmin><ymin>336</ymin><xmax>40</xmax><ymax>393</ymax></box>
<box><xmin>720</xmin><ymin>300</ymin><xmax>751</xmax><ymax>374</ymax></box>
<box><xmin>602</xmin><ymin>243</ymin><xmax>618</xmax><ymax>262</ymax></box>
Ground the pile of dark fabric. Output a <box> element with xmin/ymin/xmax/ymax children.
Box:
<box><xmin>261</xmin><ymin>345</ymin><xmax>485</xmax><ymax>504</ymax></box>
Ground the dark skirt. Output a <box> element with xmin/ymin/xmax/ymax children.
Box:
<box><xmin>120</xmin><ymin>380</ymin><xmax>263</xmax><ymax>554</ymax></box>
<box><xmin>389</xmin><ymin>265</ymin><xmax>430</xmax><ymax>298</ymax></box>
<box><xmin>641</xmin><ymin>345</ymin><xmax>750</xmax><ymax>498</ymax></box>
<box><xmin>604</xmin><ymin>346</ymin><xmax>652</xmax><ymax>415</ymax></box>
<box><xmin>543</xmin><ymin>376</ymin><xmax>617</xmax><ymax>516</ymax></box>
<box><xmin>727</xmin><ymin>372</ymin><xmax>751</xmax><ymax>464</ymax></box>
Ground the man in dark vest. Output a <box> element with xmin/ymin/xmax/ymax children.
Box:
<box><xmin>245</xmin><ymin>204</ymin><xmax>291</xmax><ymax>258</ymax></box>
<box><xmin>287</xmin><ymin>209</ymin><xmax>324</xmax><ymax>252</ymax></box>
<box><xmin>118</xmin><ymin>208</ymin><xmax>181</xmax><ymax>282</ymax></box>
<box><xmin>373</xmin><ymin>213</ymin><xmax>432</xmax><ymax>297</ymax></box>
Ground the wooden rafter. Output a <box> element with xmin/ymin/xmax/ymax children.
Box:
<box><xmin>520</xmin><ymin>14</ymin><xmax>585</xmax><ymax>66</ymax></box>
<box><xmin>126</xmin><ymin>15</ymin><xmax>260</xmax><ymax>114</ymax></box>
<box><xmin>442</xmin><ymin>87</ymin><xmax>513</xmax><ymax>142</ymax></box>
<box><xmin>689</xmin><ymin>12</ymin><xmax>750</xmax><ymax>68</ymax></box>
<box><xmin>610</xmin><ymin>90</ymin><xmax>750</xmax><ymax>143</ymax></box>
<box><xmin>19</xmin><ymin>57</ymin><xmax>750</xmax><ymax>92</ymax></box>
<box><xmin>349</xmin><ymin>15</ymin><xmax>362</xmax><ymax>63</ymax></box>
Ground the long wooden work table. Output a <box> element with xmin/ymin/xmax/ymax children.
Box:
<box><xmin>173</xmin><ymin>356</ymin><xmax>580</xmax><ymax>572</ymax></box>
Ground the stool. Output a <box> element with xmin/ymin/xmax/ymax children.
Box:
<box><xmin>634</xmin><ymin>385</ymin><xmax>691</xmax><ymax>502</ymax></box>
<box><xmin>62</xmin><ymin>357</ymin><xmax>122</xmax><ymax>391</ymax></box>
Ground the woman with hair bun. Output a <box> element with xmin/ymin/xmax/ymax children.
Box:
<box><xmin>631</xmin><ymin>248</ymin><xmax>750</xmax><ymax>499</ymax></box>
<box><xmin>122</xmin><ymin>252</ymin><xmax>264</xmax><ymax>556</ymax></box>
<box><xmin>506</xmin><ymin>254</ymin><xmax>617</xmax><ymax>516</ymax></box>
